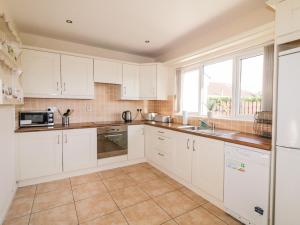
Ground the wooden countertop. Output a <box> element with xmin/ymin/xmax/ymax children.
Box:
<box><xmin>15</xmin><ymin>120</ymin><xmax>271</xmax><ymax>151</ymax></box>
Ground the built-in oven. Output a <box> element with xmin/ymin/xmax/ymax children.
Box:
<box><xmin>19</xmin><ymin>111</ymin><xmax>54</xmax><ymax>127</ymax></box>
<box><xmin>97</xmin><ymin>125</ymin><xmax>128</xmax><ymax>159</ymax></box>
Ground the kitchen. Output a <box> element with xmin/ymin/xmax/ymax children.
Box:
<box><xmin>0</xmin><ymin>0</ymin><xmax>298</xmax><ymax>225</ymax></box>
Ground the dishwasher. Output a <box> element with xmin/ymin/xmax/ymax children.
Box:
<box><xmin>224</xmin><ymin>143</ymin><xmax>271</xmax><ymax>225</ymax></box>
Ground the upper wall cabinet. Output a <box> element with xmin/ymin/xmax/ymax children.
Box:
<box><xmin>121</xmin><ymin>63</ymin><xmax>139</xmax><ymax>100</ymax></box>
<box><xmin>21</xmin><ymin>49</ymin><xmax>94</xmax><ymax>99</ymax></box>
<box><xmin>94</xmin><ymin>59</ymin><xmax>122</xmax><ymax>85</ymax></box>
<box><xmin>268</xmin><ymin>0</ymin><xmax>300</xmax><ymax>44</ymax></box>
<box><xmin>21</xmin><ymin>49</ymin><xmax>61</xmax><ymax>98</ymax></box>
<box><xmin>60</xmin><ymin>55</ymin><xmax>94</xmax><ymax>99</ymax></box>
<box><xmin>139</xmin><ymin>64</ymin><xmax>168</xmax><ymax>100</ymax></box>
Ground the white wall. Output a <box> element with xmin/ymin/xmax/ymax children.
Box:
<box><xmin>20</xmin><ymin>32</ymin><xmax>154</xmax><ymax>63</ymax></box>
<box><xmin>0</xmin><ymin>106</ymin><xmax>16</xmax><ymax>223</ymax></box>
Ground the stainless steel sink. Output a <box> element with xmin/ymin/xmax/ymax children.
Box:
<box><xmin>177</xmin><ymin>125</ymin><xmax>239</xmax><ymax>136</ymax></box>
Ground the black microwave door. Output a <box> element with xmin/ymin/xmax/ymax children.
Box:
<box><xmin>20</xmin><ymin>113</ymin><xmax>48</xmax><ymax>125</ymax></box>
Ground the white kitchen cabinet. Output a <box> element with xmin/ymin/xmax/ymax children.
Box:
<box><xmin>62</xmin><ymin>128</ymin><xmax>97</xmax><ymax>172</ymax></box>
<box><xmin>61</xmin><ymin>55</ymin><xmax>94</xmax><ymax>99</ymax></box>
<box><xmin>16</xmin><ymin>130</ymin><xmax>62</xmax><ymax>180</ymax></box>
<box><xmin>128</xmin><ymin>125</ymin><xmax>145</xmax><ymax>160</ymax></box>
<box><xmin>121</xmin><ymin>64</ymin><xmax>139</xmax><ymax>100</ymax></box>
<box><xmin>21</xmin><ymin>49</ymin><xmax>61</xmax><ymax>98</ymax></box>
<box><xmin>269</xmin><ymin>0</ymin><xmax>300</xmax><ymax>44</ymax></box>
<box><xmin>139</xmin><ymin>65</ymin><xmax>157</xmax><ymax>99</ymax></box>
<box><xmin>94</xmin><ymin>59</ymin><xmax>122</xmax><ymax>84</ymax></box>
<box><xmin>192</xmin><ymin>136</ymin><xmax>224</xmax><ymax>201</ymax></box>
<box><xmin>139</xmin><ymin>64</ymin><xmax>168</xmax><ymax>100</ymax></box>
<box><xmin>174</xmin><ymin>132</ymin><xmax>193</xmax><ymax>182</ymax></box>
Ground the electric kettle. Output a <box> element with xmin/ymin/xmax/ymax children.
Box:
<box><xmin>122</xmin><ymin>111</ymin><xmax>132</xmax><ymax>122</ymax></box>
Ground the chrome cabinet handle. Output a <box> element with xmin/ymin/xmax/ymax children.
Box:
<box><xmin>123</xmin><ymin>86</ymin><xmax>126</xmax><ymax>96</ymax></box>
<box><xmin>192</xmin><ymin>140</ymin><xmax>195</xmax><ymax>151</ymax></box>
<box><xmin>64</xmin><ymin>134</ymin><xmax>68</xmax><ymax>143</ymax></box>
<box><xmin>158</xmin><ymin>153</ymin><xmax>164</xmax><ymax>157</ymax></box>
<box><xmin>187</xmin><ymin>138</ymin><xmax>190</xmax><ymax>150</ymax></box>
<box><xmin>158</xmin><ymin>137</ymin><xmax>165</xmax><ymax>141</ymax></box>
<box><xmin>158</xmin><ymin>131</ymin><xmax>164</xmax><ymax>134</ymax></box>
<box><xmin>57</xmin><ymin>135</ymin><xmax>60</xmax><ymax>144</ymax></box>
<box><xmin>56</xmin><ymin>82</ymin><xmax>59</xmax><ymax>91</ymax></box>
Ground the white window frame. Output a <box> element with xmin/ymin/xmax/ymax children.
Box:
<box><xmin>178</xmin><ymin>47</ymin><xmax>264</xmax><ymax>121</ymax></box>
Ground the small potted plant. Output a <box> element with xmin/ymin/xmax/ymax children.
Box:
<box><xmin>206</xmin><ymin>99</ymin><xmax>215</xmax><ymax>119</ymax></box>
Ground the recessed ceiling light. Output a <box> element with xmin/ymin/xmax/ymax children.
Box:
<box><xmin>145</xmin><ymin>40</ymin><xmax>150</xmax><ymax>43</ymax></box>
<box><xmin>66</xmin><ymin>19</ymin><xmax>73</xmax><ymax>24</ymax></box>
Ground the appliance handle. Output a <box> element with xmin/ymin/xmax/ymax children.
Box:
<box><xmin>104</xmin><ymin>134</ymin><xmax>123</xmax><ymax>138</ymax></box>
<box><xmin>122</xmin><ymin>112</ymin><xmax>126</xmax><ymax>120</ymax></box>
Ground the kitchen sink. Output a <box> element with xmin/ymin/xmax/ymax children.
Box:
<box><xmin>177</xmin><ymin>125</ymin><xmax>239</xmax><ymax>136</ymax></box>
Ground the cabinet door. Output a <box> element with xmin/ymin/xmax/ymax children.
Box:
<box><xmin>16</xmin><ymin>131</ymin><xmax>62</xmax><ymax>180</ymax></box>
<box><xmin>128</xmin><ymin>125</ymin><xmax>145</xmax><ymax>160</ymax></box>
<box><xmin>63</xmin><ymin>128</ymin><xmax>97</xmax><ymax>172</ymax></box>
<box><xmin>94</xmin><ymin>59</ymin><xmax>122</xmax><ymax>84</ymax></box>
<box><xmin>156</xmin><ymin>64</ymin><xmax>168</xmax><ymax>100</ymax></box>
<box><xmin>61</xmin><ymin>55</ymin><xmax>94</xmax><ymax>99</ymax></box>
<box><xmin>21</xmin><ymin>49</ymin><xmax>61</xmax><ymax>98</ymax></box>
<box><xmin>192</xmin><ymin>136</ymin><xmax>224</xmax><ymax>201</ymax></box>
<box><xmin>139</xmin><ymin>65</ymin><xmax>156</xmax><ymax>99</ymax></box>
<box><xmin>122</xmin><ymin>64</ymin><xmax>139</xmax><ymax>99</ymax></box>
<box><xmin>174</xmin><ymin>132</ymin><xmax>192</xmax><ymax>182</ymax></box>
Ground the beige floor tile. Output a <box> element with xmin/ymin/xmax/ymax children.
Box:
<box><xmin>100</xmin><ymin>168</ymin><xmax>125</xmax><ymax>179</ymax></box>
<box><xmin>122</xmin><ymin>199</ymin><xmax>170</xmax><ymax>225</ymax></box>
<box><xmin>154</xmin><ymin>190</ymin><xmax>199</xmax><ymax>217</ymax></box>
<box><xmin>75</xmin><ymin>193</ymin><xmax>118</xmax><ymax>223</ymax></box>
<box><xmin>139</xmin><ymin>178</ymin><xmax>175</xmax><ymax>197</ymax></box>
<box><xmin>15</xmin><ymin>185</ymin><xmax>36</xmax><ymax>199</ymax></box>
<box><xmin>5</xmin><ymin>197</ymin><xmax>34</xmax><ymax>220</ymax></box>
<box><xmin>80</xmin><ymin>211</ymin><xmax>128</xmax><ymax>225</ymax></box>
<box><xmin>202</xmin><ymin>203</ymin><xmax>243</xmax><ymax>225</ymax></box>
<box><xmin>3</xmin><ymin>215</ymin><xmax>30</xmax><ymax>225</ymax></box>
<box><xmin>175</xmin><ymin>207</ymin><xmax>226</xmax><ymax>225</ymax></box>
<box><xmin>29</xmin><ymin>203</ymin><xmax>78</xmax><ymax>225</ymax></box>
<box><xmin>137</xmin><ymin>162</ymin><xmax>153</xmax><ymax>169</ymax></box>
<box><xmin>149</xmin><ymin>167</ymin><xmax>168</xmax><ymax>178</ymax></box>
<box><xmin>128</xmin><ymin>170</ymin><xmax>159</xmax><ymax>183</ymax></box>
<box><xmin>162</xmin><ymin>220</ymin><xmax>178</xmax><ymax>225</ymax></box>
<box><xmin>180</xmin><ymin>187</ymin><xmax>208</xmax><ymax>205</ymax></box>
<box><xmin>110</xmin><ymin>186</ymin><xmax>149</xmax><ymax>209</ymax></box>
<box><xmin>72</xmin><ymin>181</ymin><xmax>108</xmax><ymax>201</ymax></box>
<box><xmin>32</xmin><ymin>189</ymin><xmax>73</xmax><ymax>212</ymax></box>
<box><xmin>103</xmin><ymin>174</ymin><xmax>136</xmax><ymax>191</ymax></box>
<box><xmin>122</xmin><ymin>164</ymin><xmax>149</xmax><ymax>174</ymax></box>
<box><xmin>71</xmin><ymin>173</ymin><xmax>101</xmax><ymax>187</ymax></box>
<box><xmin>163</xmin><ymin>177</ymin><xmax>184</xmax><ymax>189</ymax></box>
<box><xmin>37</xmin><ymin>178</ymin><xmax>71</xmax><ymax>194</ymax></box>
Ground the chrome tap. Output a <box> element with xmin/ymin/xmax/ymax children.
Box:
<box><xmin>199</xmin><ymin>119</ymin><xmax>215</xmax><ymax>131</ymax></box>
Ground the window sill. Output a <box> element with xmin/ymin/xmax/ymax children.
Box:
<box><xmin>174</xmin><ymin>113</ymin><xmax>254</xmax><ymax>122</ymax></box>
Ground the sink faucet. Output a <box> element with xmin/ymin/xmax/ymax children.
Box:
<box><xmin>199</xmin><ymin>119</ymin><xmax>215</xmax><ymax>131</ymax></box>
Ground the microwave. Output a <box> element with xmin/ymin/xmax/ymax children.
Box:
<box><xmin>19</xmin><ymin>111</ymin><xmax>54</xmax><ymax>127</ymax></box>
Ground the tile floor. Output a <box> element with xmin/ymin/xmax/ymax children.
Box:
<box><xmin>4</xmin><ymin>163</ymin><xmax>243</xmax><ymax>225</ymax></box>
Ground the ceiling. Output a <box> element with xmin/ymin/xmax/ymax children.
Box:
<box><xmin>5</xmin><ymin>0</ymin><xmax>271</xmax><ymax>58</ymax></box>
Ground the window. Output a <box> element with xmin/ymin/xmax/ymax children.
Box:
<box><xmin>202</xmin><ymin>59</ymin><xmax>233</xmax><ymax>117</ymax></box>
<box><xmin>181</xmin><ymin>68</ymin><xmax>200</xmax><ymax>113</ymax></box>
<box><xmin>178</xmin><ymin>48</ymin><xmax>265</xmax><ymax>119</ymax></box>
<box><xmin>239</xmin><ymin>54</ymin><xmax>264</xmax><ymax>116</ymax></box>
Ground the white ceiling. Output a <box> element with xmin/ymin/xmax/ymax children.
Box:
<box><xmin>5</xmin><ymin>0</ymin><xmax>270</xmax><ymax>58</ymax></box>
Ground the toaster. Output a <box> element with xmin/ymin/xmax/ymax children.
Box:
<box><xmin>154</xmin><ymin>115</ymin><xmax>173</xmax><ymax>123</ymax></box>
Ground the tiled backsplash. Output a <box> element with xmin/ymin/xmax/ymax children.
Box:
<box><xmin>16</xmin><ymin>83</ymin><xmax>154</xmax><ymax>126</ymax></box>
<box><xmin>16</xmin><ymin>83</ymin><xmax>255</xmax><ymax>134</ymax></box>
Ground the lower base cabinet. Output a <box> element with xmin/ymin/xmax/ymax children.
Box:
<box><xmin>16</xmin><ymin>130</ymin><xmax>63</xmax><ymax>180</ymax></box>
<box><xmin>192</xmin><ymin>136</ymin><xmax>224</xmax><ymax>201</ymax></box>
<box><xmin>16</xmin><ymin>128</ymin><xmax>97</xmax><ymax>181</ymax></box>
<box><xmin>63</xmin><ymin>128</ymin><xmax>97</xmax><ymax>172</ymax></box>
<box><xmin>128</xmin><ymin>125</ymin><xmax>145</xmax><ymax>160</ymax></box>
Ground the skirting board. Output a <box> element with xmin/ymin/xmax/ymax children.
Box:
<box><xmin>17</xmin><ymin>157</ymin><xmax>146</xmax><ymax>187</ymax></box>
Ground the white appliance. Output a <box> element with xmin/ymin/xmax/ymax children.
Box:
<box><xmin>224</xmin><ymin>143</ymin><xmax>270</xmax><ymax>225</ymax></box>
<box><xmin>275</xmin><ymin>47</ymin><xmax>300</xmax><ymax>225</ymax></box>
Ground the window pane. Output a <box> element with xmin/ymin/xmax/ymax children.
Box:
<box><xmin>182</xmin><ymin>69</ymin><xmax>199</xmax><ymax>112</ymax></box>
<box><xmin>239</xmin><ymin>55</ymin><xmax>263</xmax><ymax>115</ymax></box>
<box><xmin>202</xmin><ymin>59</ymin><xmax>233</xmax><ymax>116</ymax></box>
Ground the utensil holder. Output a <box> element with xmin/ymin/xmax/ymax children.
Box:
<box><xmin>62</xmin><ymin>116</ymin><xmax>70</xmax><ymax>126</ymax></box>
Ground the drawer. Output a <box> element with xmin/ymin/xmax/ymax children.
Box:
<box><xmin>153</xmin><ymin>134</ymin><xmax>171</xmax><ymax>151</ymax></box>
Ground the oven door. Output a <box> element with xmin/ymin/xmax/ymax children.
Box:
<box><xmin>19</xmin><ymin>112</ymin><xmax>50</xmax><ymax>127</ymax></box>
<box><xmin>97</xmin><ymin>130</ymin><xmax>128</xmax><ymax>159</ymax></box>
